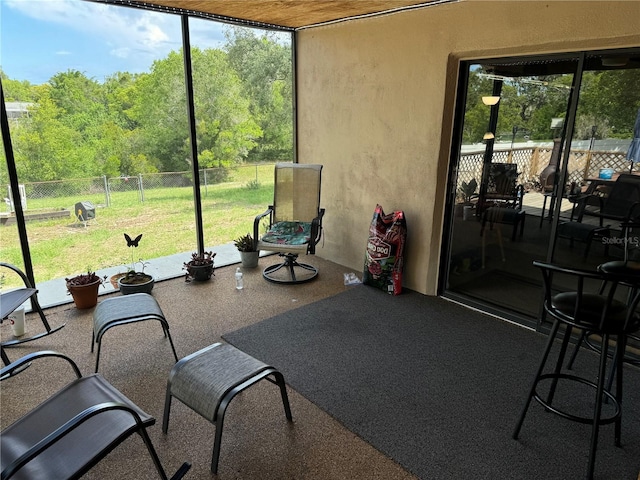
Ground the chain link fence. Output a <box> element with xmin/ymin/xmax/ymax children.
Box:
<box><xmin>2</xmin><ymin>163</ymin><xmax>279</xmax><ymax>214</ymax></box>
<box><xmin>2</xmin><ymin>152</ymin><xmax>633</xmax><ymax>214</ymax></box>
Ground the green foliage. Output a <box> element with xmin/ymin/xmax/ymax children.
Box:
<box><xmin>457</xmin><ymin>178</ymin><xmax>477</xmax><ymax>203</ymax></box>
<box><xmin>224</xmin><ymin>26</ymin><xmax>293</xmax><ymax>161</ymax></box>
<box><xmin>233</xmin><ymin>233</ymin><xmax>255</xmax><ymax>252</ymax></box>
<box><xmin>244</xmin><ymin>179</ymin><xmax>260</xmax><ymax>190</ymax></box>
<box><xmin>579</xmin><ymin>69</ymin><xmax>640</xmax><ymax>138</ymax></box>
<box><xmin>3</xmin><ymin>32</ymin><xmax>292</xmax><ymax>181</ymax></box>
<box><xmin>1</xmin><ymin>71</ymin><xmax>36</xmax><ymax>101</ymax></box>
<box><xmin>463</xmin><ymin>66</ymin><xmax>640</xmax><ymax>144</ymax></box>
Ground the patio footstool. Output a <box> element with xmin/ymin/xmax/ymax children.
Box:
<box><xmin>91</xmin><ymin>293</ymin><xmax>179</xmax><ymax>373</ymax></box>
<box><xmin>162</xmin><ymin>342</ymin><xmax>292</xmax><ymax>474</ymax></box>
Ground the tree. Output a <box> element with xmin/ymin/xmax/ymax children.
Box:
<box><xmin>132</xmin><ymin>48</ymin><xmax>260</xmax><ymax>172</ymax></box>
<box><xmin>463</xmin><ymin>68</ymin><xmax>573</xmax><ymax>143</ymax></box>
<box><xmin>224</xmin><ymin>26</ymin><xmax>293</xmax><ymax>161</ymax></box>
<box><xmin>578</xmin><ymin>69</ymin><xmax>640</xmax><ymax>138</ymax></box>
<box><xmin>1</xmin><ymin>70</ymin><xmax>36</xmax><ymax>102</ymax></box>
<box><xmin>10</xmin><ymin>87</ymin><xmax>88</xmax><ymax>181</ymax></box>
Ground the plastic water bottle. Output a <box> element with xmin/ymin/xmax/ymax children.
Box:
<box><xmin>235</xmin><ymin>267</ymin><xmax>244</xmax><ymax>290</ymax></box>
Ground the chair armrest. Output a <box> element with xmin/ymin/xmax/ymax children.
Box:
<box><xmin>0</xmin><ymin>263</ymin><xmax>34</xmax><ymax>289</ymax></box>
<box><xmin>253</xmin><ymin>207</ymin><xmax>273</xmax><ymax>249</ymax></box>
<box><xmin>532</xmin><ymin>260</ymin><xmax>603</xmax><ymax>279</ymax></box>
<box><xmin>1</xmin><ymin>401</ymin><xmax>146</xmax><ymax>480</ymax></box>
<box><xmin>1</xmin><ymin>351</ymin><xmax>82</xmax><ymax>381</ymax></box>
<box><xmin>571</xmin><ymin>193</ymin><xmax>606</xmax><ymax>223</ymax></box>
<box><xmin>570</xmin><ymin>192</ymin><xmax>602</xmax><ymax>205</ymax></box>
<box><xmin>624</xmin><ymin>201</ymin><xmax>640</xmax><ymax>222</ymax></box>
<box><xmin>308</xmin><ymin>209</ymin><xmax>325</xmax><ymax>254</ymax></box>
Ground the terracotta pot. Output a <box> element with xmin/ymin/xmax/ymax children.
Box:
<box><xmin>67</xmin><ymin>279</ymin><xmax>101</xmax><ymax>309</ymax></box>
<box><xmin>109</xmin><ymin>272</ymin><xmax>127</xmax><ymax>289</ymax></box>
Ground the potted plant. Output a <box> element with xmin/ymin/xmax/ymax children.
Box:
<box><xmin>109</xmin><ymin>272</ymin><xmax>127</xmax><ymax>289</ymax></box>
<box><xmin>118</xmin><ymin>233</ymin><xmax>155</xmax><ymax>295</ymax></box>
<box><xmin>183</xmin><ymin>250</ymin><xmax>216</xmax><ymax>282</ymax></box>
<box><xmin>66</xmin><ymin>270</ymin><xmax>106</xmax><ymax>309</ymax></box>
<box><xmin>234</xmin><ymin>233</ymin><xmax>259</xmax><ymax>268</ymax></box>
<box><xmin>457</xmin><ymin>178</ymin><xmax>478</xmax><ymax>220</ymax></box>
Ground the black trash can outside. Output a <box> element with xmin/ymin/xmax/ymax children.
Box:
<box><xmin>75</xmin><ymin>201</ymin><xmax>95</xmax><ymax>222</ymax></box>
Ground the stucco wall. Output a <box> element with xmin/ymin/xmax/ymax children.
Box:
<box><xmin>295</xmin><ymin>1</ymin><xmax>640</xmax><ymax>295</ymax></box>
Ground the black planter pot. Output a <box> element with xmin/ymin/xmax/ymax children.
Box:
<box><xmin>186</xmin><ymin>263</ymin><xmax>214</xmax><ymax>282</ymax></box>
<box><xmin>118</xmin><ymin>272</ymin><xmax>155</xmax><ymax>295</ymax></box>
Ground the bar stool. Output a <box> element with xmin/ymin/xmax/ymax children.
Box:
<box><xmin>567</xmin><ymin>260</ymin><xmax>640</xmax><ymax>390</ymax></box>
<box><xmin>513</xmin><ymin>261</ymin><xmax>640</xmax><ymax>479</ymax></box>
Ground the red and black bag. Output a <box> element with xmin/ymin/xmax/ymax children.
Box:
<box><xmin>363</xmin><ymin>204</ymin><xmax>407</xmax><ymax>295</ymax></box>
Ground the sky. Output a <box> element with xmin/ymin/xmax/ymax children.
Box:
<box><xmin>0</xmin><ymin>0</ymin><xmax>231</xmax><ymax>85</ymax></box>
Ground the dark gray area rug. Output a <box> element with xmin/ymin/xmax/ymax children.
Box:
<box><xmin>223</xmin><ymin>285</ymin><xmax>640</xmax><ymax>479</ymax></box>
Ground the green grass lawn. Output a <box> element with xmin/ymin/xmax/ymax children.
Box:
<box><xmin>0</xmin><ymin>165</ymin><xmax>275</xmax><ymax>287</ymax></box>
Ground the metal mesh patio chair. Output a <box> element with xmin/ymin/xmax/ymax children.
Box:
<box><xmin>0</xmin><ymin>350</ymin><xmax>191</xmax><ymax>480</ymax></box>
<box><xmin>253</xmin><ymin>163</ymin><xmax>325</xmax><ymax>284</ymax></box>
<box><xmin>1</xmin><ymin>262</ymin><xmax>65</xmax><ymax>366</ymax></box>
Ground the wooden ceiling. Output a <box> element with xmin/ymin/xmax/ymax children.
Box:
<box><xmin>122</xmin><ymin>0</ymin><xmax>452</xmax><ymax>29</ymax></box>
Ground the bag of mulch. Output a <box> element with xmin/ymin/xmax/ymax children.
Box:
<box><xmin>363</xmin><ymin>204</ymin><xmax>407</xmax><ymax>295</ymax></box>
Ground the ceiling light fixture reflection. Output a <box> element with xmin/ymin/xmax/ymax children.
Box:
<box><xmin>601</xmin><ymin>57</ymin><xmax>628</xmax><ymax>67</ymax></box>
<box><xmin>483</xmin><ymin>132</ymin><xmax>495</xmax><ymax>140</ymax></box>
<box><xmin>482</xmin><ymin>96</ymin><xmax>500</xmax><ymax>106</ymax></box>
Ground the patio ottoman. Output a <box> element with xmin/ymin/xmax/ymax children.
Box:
<box><xmin>162</xmin><ymin>342</ymin><xmax>292</xmax><ymax>474</ymax></box>
<box><xmin>91</xmin><ymin>293</ymin><xmax>179</xmax><ymax>372</ymax></box>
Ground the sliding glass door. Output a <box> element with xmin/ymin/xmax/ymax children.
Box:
<box><xmin>442</xmin><ymin>49</ymin><xmax>640</xmax><ymax>328</ymax></box>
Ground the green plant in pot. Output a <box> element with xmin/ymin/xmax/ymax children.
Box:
<box><xmin>234</xmin><ymin>233</ymin><xmax>259</xmax><ymax>268</ymax></box>
<box><xmin>457</xmin><ymin>178</ymin><xmax>478</xmax><ymax>220</ymax></box>
<box><xmin>458</xmin><ymin>178</ymin><xmax>478</xmax><ymax>205</ymax></box>
<box><xmin>183</xmin><ymin>250</ymin><xmax>216</xmax><ymax>282</ymax></box>
<box><xmin>118</xmin><ymin>233</ymin><xmax>154</xmax><ymax>295</ymax></box>
<box><xmin>66</xmin><ymin>270</ymin><xmax>106</xmax><ymax>309</ymax></box>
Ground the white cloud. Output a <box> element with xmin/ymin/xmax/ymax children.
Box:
<box><xmin>6</xmin><ymin>0</ymin><xmax>182</xmax><ymax>61</ymax></box>
<box><xmin>4</xmin><ymin>0</ymin><xmax>276</xmax><ymax>82</ymax></box>
<box><xmin>110</xmin><ymin>47</ymin><xmax>130</xmax><ymax>59</ymax></box>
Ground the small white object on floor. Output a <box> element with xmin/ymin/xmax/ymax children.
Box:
<box><xmin>343</xmin><ymin>272</ymin><xmax>362</xmax><ymax>286</ymax></box>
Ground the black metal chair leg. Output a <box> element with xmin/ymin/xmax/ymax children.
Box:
<box><xmin>566</xmin><ymin>330</ymin><xmax>586</xmax><ymax>370</ymax></box>
<box><xmin>587</xmin><ymin>333</ymin><xmax>610</xmax><ymax>480</ymax></box>
<box><xmin>513</xmin><ymin>318</ymin><xmax>560</xmax><ymax>439</ymax></box>
<box><xmin>274</xmin><ymin>371</ymin><xmax>293</xmax><ymax>421</ymax></box>
<box><xmin>614</xmin><ymin>334</ymin><xmax>625</xmax><ymax>447</ymax></box>
<box><xmin>546</xmin><ymin>323</ymin><xmax>573</xmax><ymax>406</ymax></box>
